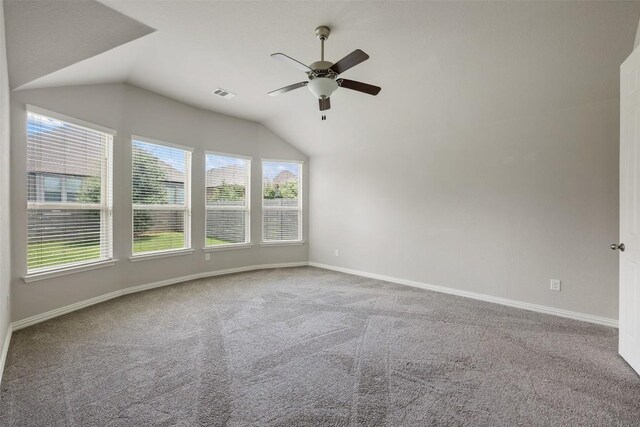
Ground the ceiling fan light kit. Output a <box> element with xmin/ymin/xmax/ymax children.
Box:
<box><xmin>268</xmin><ymin>26</ymin><xmax>381</xmax><ymax>120</ymax></box>
<box><xmin>307</xmin><ymin>77</ymin><xmax>338</xmax><ymax>99</ymax></box>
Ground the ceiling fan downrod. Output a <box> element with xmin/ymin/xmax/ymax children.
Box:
<box><xmin>315</xmin><ymin>26</ymin><xmax>330</xmax><ymax>62</ymax></box>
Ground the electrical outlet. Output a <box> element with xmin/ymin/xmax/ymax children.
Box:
<box><xmin>550</xmin><ymin>279</ymin><xmax>561</xmax><ymax>291</ymax></box>
<box><xmin>334</xmin><ymin>249</ymin><xmax>340</xmax><ymax>257</ymax></box>
<box><xmin>205</xmin><ymin>253</ymin><xmax>211</xmax><ymax>262</ymax></box>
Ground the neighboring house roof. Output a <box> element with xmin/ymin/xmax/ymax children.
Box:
<box><xmin>27</xmin><ymin>158</ymin><xmax>100</xmax><ymax>176</ymax></box>
<box><xmin>29</xmin><ymin>145</ymin><xmax>186</xmax><ymax>184</ymax></box>
<box><xmin>27</xmin><ymin>146</ymin><xmax>102</xmax><ymax>177</ymax></box>
<box><xmin>272</xmin><ymin>170</ymin><xmax>297</xmax><ymax>186</ymax></box>
<box><xmin>157</xmin><ymin>159</ymin><xmax>184</xmax><ymax>183</ymax></box>
<box><xmin>206</xmin><ymin>164</ymin><xmax>246</xmax><ymax>187</ymax></box>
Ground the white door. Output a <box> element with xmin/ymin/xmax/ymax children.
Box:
<box><xmin>619</xmin><ymin>48</ymin><xmax>640</xmax><ymax>375</ymax></box>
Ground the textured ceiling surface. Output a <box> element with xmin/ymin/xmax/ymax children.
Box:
<box><xmin>7</xmin><ymin>1</ymin><xmax>640</xmax><ymax>156</ymax></box>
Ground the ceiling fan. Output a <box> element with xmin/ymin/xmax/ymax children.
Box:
<box><xmin>268</xmin><ymin>26</ymin><xmax>381</xmax><ymax>120</ymax></box>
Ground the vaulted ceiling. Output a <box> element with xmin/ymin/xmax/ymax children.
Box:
<box><xmin>5</xmin><ymin>1</ymin><xmax>640</xmax><ymax>156</ymax></box>
<box><xmin>3</xmin><ymin>0</ymin><xmax>154</xmax><ymax>89</ymax></box>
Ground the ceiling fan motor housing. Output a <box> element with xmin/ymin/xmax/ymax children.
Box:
<box><xmin>310</xmin><ymin>60</ymin><xmax>333</xmax><ymax>70</ymax></box>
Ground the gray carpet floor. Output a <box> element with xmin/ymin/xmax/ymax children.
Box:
<box><xmin>0</xmin><ymin>267</ymin><xmax>638</xmax><ymax>426</ymax></box>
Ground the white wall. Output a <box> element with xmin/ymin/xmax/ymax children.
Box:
<box><xmin>10</xmin><ymin>83</ymin><xmax>308</xmax><ymax>321</ymax></box>
<box><xmin>309</xmin><ymin>97</ymin><xmax>620</xmax><ymax>320</ymax></box>
<box><xmin>0</xmin><ymin>0</ymin><xmax>12</xmax><ymax>360</ymax></box>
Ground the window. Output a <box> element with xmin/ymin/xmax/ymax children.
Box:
<box><xmin>43</xmin><ymin>175</ymin><xmax>62</xmax><ymax>202</ymax></box>
<box><xmin>205</xmin><ymin>153</ymin><xmax>251</xmax><ymax>247</ymax></box>
<box><xmin>29</xmin><ymin>173</ymin><xmax>85</xmax><ymax>203</ymax></box>
<box><xmin>26</xmin><ymin>109</ymin><xmax>114</xmax><ymax>273</ymax></box>
<box><xmin>262</xmin><ymin>160</ymin><xmax>302</xmax><ymax>242</ymax></box>
<box><xmin>132</xmin><ymin>137</ymin><xmax>192</xmax><ymax>256</ymax></box>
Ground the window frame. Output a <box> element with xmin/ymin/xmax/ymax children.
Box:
<box><xmin>204</xmin><ymin>150</ymin><xmax>252</xmax><ymax>250</ymax></box>
<box><xmin>25</xmin><ymin>106</ymin><xmax>115</xmax><ymax>277</ymax></box>
<box><xmin>130</xmin><ymin>135</ymin><xmax>193</xmax><ymax>258</ymax></box>
<box><xmin>261</xmin><ymin>158</ymin><xmax>304</xmax><ymax>244</ymax></box>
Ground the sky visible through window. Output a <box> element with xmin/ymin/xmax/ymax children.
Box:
<box><xmin>206</xmin><ymin>154</ymin><xmax>245</xmax><ymax>170</ymax></box>
<box><xmin>133</xmin><ymin>140</ymin><xmax>186</xmax><ymax>172</ymax></box>
<box><xmin>27</xmin><ymin>114</ymin><xmax>66</xmax><ymax>135</ymax></box>
<box><xmin>205</xmin><ymin>157</ymin><xmax>299</xmax><ymax>182</ymax></box>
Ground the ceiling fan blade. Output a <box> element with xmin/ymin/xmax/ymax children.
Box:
<box><xmin>329</xmin><ymin>49</ymin><xmax>369</xmax><ymax>75</ymax></box>
<box><xmin>268</xmin><ymin>81</ymin><xmax>308</xmax><ymax>96</ymax></box>
<box><xmin>338</xmin><ymin>79</ymin><xmax>381</xmax><ymax>96</ymax></box>
<box><xmin>319</xmin><ymin>97</ymin><xmax>331</xmax><ymax>111</ymax></box>
<box><xmin>271</xmin><ymin>53</ymin><xmax>314</xmax><ymax>73</ymax></box>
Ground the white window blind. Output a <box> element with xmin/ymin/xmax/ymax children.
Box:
<box><xmin>27</xmin><ymin>110</ymin><xmax>113</xmax><ymax>273</ymax></box>
<box><xmin>205</xmin><ymin>153</ymin><xmax>250</xmax><ymax>247</ymax></box>
<box><xmin>262</xmin><ymin>160</ymin><xmax>302</xmax><ymax>242</ymax></box>
<box><xmin>132</xmin><ymin>138</ymin><xmax>191</xmax><ymax>255</ymax></box>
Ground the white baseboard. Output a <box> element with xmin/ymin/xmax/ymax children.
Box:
<box><xmin>308</xmin><ymin>262</ymin><xmax>619</xmax><ymax>328</ymax></box>
<box><xmin>11</xmin><ymin>262</ymin><xmax>308</xmax><ymax>332</ymax></box>
<box><xmin>10</xmin><ymin>260</ymin><xmax>619</xmax><ymax>332</ymax></box>
<box><xmin>0</xmin><ymin>324</ymin><xmax>12</xmax><ymax>385</ymax></box>
<box><xmin>1</xmin><ymin>260</ymin><xmax>619</xmax><ymax>385</ymax></box>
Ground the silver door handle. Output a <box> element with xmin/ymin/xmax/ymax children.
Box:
<box><xmin>611</xmin><ymin>243</ymin><xmax>625</xmax><ymax>251</ymax></box>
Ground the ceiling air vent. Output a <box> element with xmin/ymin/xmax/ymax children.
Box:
<box><xmin>211</xmin><ymin>88</ymin><xmax>236</xmax><ymax>99</ymax></box>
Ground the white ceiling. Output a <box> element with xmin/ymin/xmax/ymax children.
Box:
<box><xmin>9</xmin><ymin>1</ymin><xmax>640</xmax><ymax>156</ymax></box>
<box><xmin>4</xmin><ymin>0</ymin><xmax>154</xmax><ymax>89</ymax></box>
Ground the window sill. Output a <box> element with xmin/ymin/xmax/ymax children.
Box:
<box><xmin>23</xmin><ymin>259</ymin><xmax>118</xmax><ymax>283</ymax></box>
<box><xmin>203</xmin><ymin>243</ymin><xmax>253</xmax><ymax>252</ymax></box>
<box><xmin>260</xmin><ymin>241</ymin><xmax>306</xmax><ymax>247</ymax></box>
<box><xmin>129</xmin><ymin>249</ymin><xmax>194</xmax><ymax>262</ymax></box>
